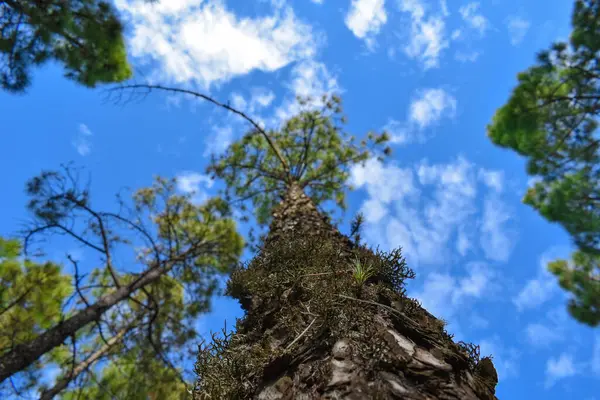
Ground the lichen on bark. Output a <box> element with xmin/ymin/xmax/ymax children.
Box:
<box><xmin>193</xmin><ymin>184</ymin><xmax>499</xmax><ymax>400</ymax></box>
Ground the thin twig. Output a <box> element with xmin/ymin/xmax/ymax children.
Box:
<box><xmin>110</xmin><ymin>84</ymin><xmax>290</xmax><ymax>176</ymax></box>
<box><xmin>285</xmin><ymin>317</ymin><xmax>317</xmax><ymax>351</ymax></box>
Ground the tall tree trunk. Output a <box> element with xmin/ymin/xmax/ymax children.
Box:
<box><xmin>194</xmin><ymin>183</ymin><xmax>499</xmax><ymax>399</ymax></box>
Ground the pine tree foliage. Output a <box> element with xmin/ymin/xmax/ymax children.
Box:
<box><xmin>487</xmin><ymin>0</ymin><xmax>600</xmax><ymax>326</ymax></box>
<box><xmin>0</xmin><ymin>166</ymin><xmax>243</xmax><ymax>398</ymax></box>
<box><xmin>129</xmin><ymin>91</ymin><xmax>500</xmax><ymax>398</ymax></box>
<box><xmin>548</xmin><ymin>250</ymin><xmax>599</xmax><ymax>326</ymax></box>
<box><xmin>0</xmin><ymin>237</ymin><xmax>72</xmax><ymax>396</ymax></box>
<box><xmin>106</xmin><ymin>84</ymin><xmax>498</xmax><ymax>398</ymax></box>
<box><xmin>0</xmin><ymin>0</ymin><xmax>132</xmax><ymax>92</ymax></box>
<box><xmin>206</xmin><ymin>94</ymin><xmax>391</xmax><ymax>244</ymax></box>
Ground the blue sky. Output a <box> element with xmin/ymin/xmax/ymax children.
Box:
<box><xmin>1</xmin><ymin>0</ymin><xmax>599</xmax><ymax>398</ymax></box>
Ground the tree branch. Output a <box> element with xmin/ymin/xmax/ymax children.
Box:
<box><xmin>109</xmin><ymin>84</ymin><xmax>291</xmax><ymax>177</ymax></box>
<box><xmin>39</xmin><ymin>324</ymin><xmax>131</xmax><ymax>400</ymax></box>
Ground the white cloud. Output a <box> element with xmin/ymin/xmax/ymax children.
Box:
<box><xmin>479</xmin><ymin>337</ymin><xmax>520</xmax><ymax>380</ymax></box>
<box><xmin>229</xmin><ymin>87</ymin><xmax>276</xmax><ymax>118</ymax></box>
<box><xmin>455</xmin><ymin>50</ymin><xmax>480</xmax><ymax>63</ymax></box>
<box><xmin>409</xmin><ymin>88</ymin><xmax>456</xmax><ymax>129</ymax></box>
<box><xmin>513</xmin><ymin>278</ymin><xmax>556</xmax><ymax>311</ymax></box>
<box><xmin>412</xmin><ymin>262</ymin><xmax>495</xmax><ymax>320</ymax></box>
<box><xmin>252</xmin><ymin>88</ymin><xmax>276</xmax><ymax>108</ymax></box>
<box><xmin>480</xmin><ymin>195</ymin><xmax>515</xmax><ymax>262</ymax></box>
<box><xmin>352</xmin><ymin>157</ymin><xmax>513</xmax><ymax>267</ymax></box>
<box><xmin>345</xmin><ymin>0</ymin><xmax>387</xmax><ymax>49</ymax></box>
<box><xmin>383</xmin><ymin>119</ymin><xmax>411</xmax><ymax>145</ymax></box>
<box><xmin>525</xmin><ymin>306</ymin><xmax>572</xmax><ymax>349</ymax></box>
<box><xmin>513</xmin><ymin>247</ymin><xmax>568</xmax><ymax>311</ymax></box>
<box><xmin>273</xmin><ymin>60</ymin><xmax>340</xmax><ymax>124</ymax></box>
<box><xmin>398</xmin><ymin>0</ymin><xmax>449</xmax><ymax>69</ymax></box>
<box><xmin>361</xmin><ymin>198</ymin><xmax>389</xmax><ymax>224</ymax></box>
<box><xmin>349</xmin><ymin>158</ymin><xmax>417</xmax><ymax>221</ymax></box>
<box><xmin>288</xmin><ymin>60</ymin><xmax>339</xmax><ymax>99</ymax></box>
<box><xmin>176</xmin><ymin>171</ymin><xmax>214</xmax><ymax>204</ymax></box>
<box><xmin>525</xmin><ymin>323</ymin><xmax>563</xmax><ymax>348</ymax></box>
<box><xmin>202</xmin><ymin>86</ymin><xmax>276</xmax><ymax>157</ymax></box>
<box><xmin>383</xmin><ymin>88</ymin><xmax>456</xmax><ymax>146</ymax></box>
<box><xmin>73</xmin><ymin>123</ymin><xmax>93</xmax><ymax>156</ymax></box>
<box><xmin>115</xmin><ymin>0</ymin><xmax>317</xmax><ymax>88</ymax></box>
<box><xmin>204</xmin><ymin>125</ymin><xmax>234</xmax><ymax>157</ymax></box>
<box><xmin>459</xmin><ymin>2</ymin><xmax>489</xmax><ymax>36</ymax></box>
<box><xmin>468</xmin><ymin>312</ymin><xmax>489</xmax><ymax>329</ymax></box>
<box><xmin>545</xmin><ymin>353</ymin><xmax>578</xmax><ymax>387</ymax></box>
<box><xmin>506</xmin><ymin>16</ymin><xmax>530</xmax><ymax>46</ymax></box>
<box><xmin>439</xmin><ymin>0</ymin><xmax>449</xmax><ymax>17</ymax></box>
<box><xmin>231</xmin><ymin>93</ymin><xmax>246</xmax><ymax>111</ymax></box>
<box><xmin>412</xmin><ymin>159</ymin><xmax>481</xmax><ymax>263</ymax></box>
<box><xmin>457</xmin><ymin>229</ymin><xmax>471</xmax><ymax>256</ymax></box>
<box><xmin>478</xmin><ymin>169</ymin><xmax>504</xmax><ymax>193</ymax></box>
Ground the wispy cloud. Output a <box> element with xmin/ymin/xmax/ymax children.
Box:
<box><xmin>230</xmin><ymin>87</ymin><xmax>276</xmax><ymax>115</ymax></box>
<box><xmin>545</xmin><ymin>353</ymin><xmax>578</xmax><ymax>387</ymax></box>
<box><xmin>480</xmin><ymin>195</ymin><xmax>515</xmax><ymax>262</ymax></box>
<box><xmin>349</xmin><ymin>158</ymin><xmax>417</xmax><ymax>223</ymax></box>
<box><xmin>204</xmin><ymin>125</ymin><xmax>235</xmax><ymax>157</ymax></box>
<box><xmin>513</xmin><ymin>277</ymin><xmax>556</xmax><ymax>312</ymax></box>
<box><xmin>478</xmin><ymin>169</ymin><xmax>504</xmax><ymax>193</ymax></box>
<box><xmin>439</xmin><ymin>0</ymin><xmax>449</xmax><ymax>17</ymax></box>
<box><xmin>73</xmin><ymin>123</ymin><xmax>93</xmax><ymax>156</ymax></box>
<box><xmin>272</xmin><ymin>59</ymin><xmax>340</xmax><ymax>125</ymax></box>
<box><xmin>525</xmin><ymin>323</ymin><xmax>564</xmax><ymax>348</ymax></box>
<box><xmin>412</xmin><ymin>262</ymin><xmax>496</xmax><ymax>320</ymax></box>
<box><xmin>398</xmin><ymin>0</ymin><xmax>449</xmax><ymax>69</ymax></box>
<box><xmin>524</xmin><ymin>306</ymin><xmax>570</xmax><ymax>349</ymax></box>
<box><xmin>506</xmin><ymin>16</ymin><xmax>530</xmax><ymax>46</ymax></box>
<box><xmin>384</xmin><ymin>87</ymin><xmax>456</xmax><ymax>145</ymax></box>
<box><xmin>409</xmin><ymin>88</ymin><xmax>456</xmax><ymax>129</ymax></box>
<box><xmin>455</xmin><ymin>50</ymin><xmax>480</xmax><ymax>63</ymax></box>
<box><xmin>351</xmin><ymin>156</ymin><xmax>513</xmax><ymax>267</ymax></box>
<box><xmin>459</xmin><ymin>2</ymin><xmax>489</xmax><ymax>36</ymax></box>
<box><xmin>115</xmin><ymin>0</ymin><xmax>318</xmax><ymax>88</ymax></box>
<box><xmin>345</xmin><ymin>0</ymin><xmax>387</xmax><ymax>49</ymax></box>
<box><xmin>176</xmin><ymin>171</ymin><xmax>214</xmax><ymax>205</ymax></box>
<box><xmin>513</xmin><ymin>247</ymin><xmax>569</xmax><ymax>312</ymax></box>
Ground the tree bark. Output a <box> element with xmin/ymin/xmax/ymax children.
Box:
<box><xmin>194</xmin><ymin>183</ymin><xmax>499</xmax><ymax>399</ymax></box>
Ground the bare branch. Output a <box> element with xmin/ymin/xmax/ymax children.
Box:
<box><xmin>0</xmin><ymin>245</ymin><xmax>197</xmax><ymax>382</ymax></box>
<box><xmin>39</xmin><ymin>324</ymin><xmax>131</xmax><ymax>400</ymax></box>
<box><xmin>109</xmin><ymin>84</ymin><xmax>291</xmax><ymax>177</ymax></box>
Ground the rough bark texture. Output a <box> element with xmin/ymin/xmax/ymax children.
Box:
<box><xmin>194</xmin><ymin>183</ymin><xmax>499</xmax><ymax>399</ymax></box>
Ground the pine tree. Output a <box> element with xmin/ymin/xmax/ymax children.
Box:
<box><xmin>0</xmin><ymin>237</ymin><xmax>72</xmax><ymax>397</ymax></box>
<box><xmin>0</xmin><ymin>168</ymin><xmax>243</xmax><ymax>397</ymax></box>
<box><xmin>0</xmin><ymin>0</ymin><xmax>134</xmax><ymax>92</ymax></box>
<box><xmin>126</xmin><ymin>90</ymin><xmax>500</xmax><ymax>398</ymax></box>
<box><xmin>487</xmin><ymin>0</ymin><xmax>599</xmax><ymax>326</ymax></box>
